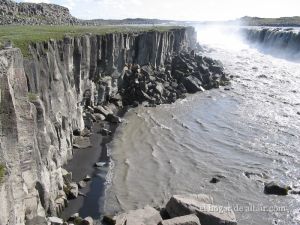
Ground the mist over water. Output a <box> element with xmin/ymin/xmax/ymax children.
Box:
<box><xmin>104</xmin><ymin>25</ymin><xmax>300</xmax><ymax>225</ymax></box>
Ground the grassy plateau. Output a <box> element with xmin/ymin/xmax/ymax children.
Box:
<box><xmin>0</xmin><ymin>25</ymin><xmax>180</xmax><ymax>57</ymax></box>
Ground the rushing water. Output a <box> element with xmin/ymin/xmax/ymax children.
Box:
<box><xmin>104</xmin><ymin>26</ymin><xmax>300</xmax><ymax>225</ymax></box>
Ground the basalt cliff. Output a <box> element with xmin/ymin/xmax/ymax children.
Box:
<box><xmin>0</xmin><ymin>26</ymin><xmax>229</xmax><ymax>225</ymax></box>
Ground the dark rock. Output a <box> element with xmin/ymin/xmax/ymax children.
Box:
<box><xmin>83</xmin><ymin>175</ymin><xmax>91</xmax><ymax>182</ymax></box>
<box><xmin>94</xmin><ymin>106</ymin><xmax>110</xmax><ymax>116</ymax></box>
<box><xmin>61</xmin><ymin>168</ymin><xmax>72</xmax><ymax>185</ymax></box>
<box><xmin>210</xmin><ymin>177</ymin><xmax>220</xmax><ymax>184</ymax></box>
<box><xmin>103</xmin><ymin>215</ymin><xmax>116</xmax><ymax>225</ymax></box>
<box><xmin>106</xmin><ymin>114</ymin><xmax>122</xmax><ymax>123</ymax></box>
<box><xmin>68</xmin><ymin>213</ymin><xmax>79</xmax><ymax>222</ymax></box>
<box><xmin>182</xmin><ymin>76</ymin><xmax>204</xmax><ymax>93</ymax></box>
<box><xmin>67</xmin><ymin>183</ymin><xmax>79</xmax><ymax>199</ymax></box>
<box><xmin>73</xmin><ymin>129</ymin><xmax>81</xmax><ymax>136</ymax></box>
<box><xmin>81</xmin><ymin>217</ymin><xmax>93</xmax><ymax>225</ymax></box>
<box><xmin>264</xmin><ymin>182</ymin><xmax>289</xmax><ymax>196</ymax></box>
<box><xmin>98</xmin><ymin>128</ymin><xmax>112</xmax><ymax>136</ymax></box>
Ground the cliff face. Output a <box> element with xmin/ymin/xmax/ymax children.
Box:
<box><xmin>0</xmin><ymin>0</ymin><xmax>78</xmax><ymax>25</ymax></box>
<box><xmin>0</xmin><ymin>27</ymin><xmax>196</xmax><ymax>225</ymax></box>
<box><xmin>242</xmin><ymin>27</ymin><xmax>300</xmax><ymax>61</ymax></box>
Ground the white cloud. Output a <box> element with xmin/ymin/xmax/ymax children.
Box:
<box><xmin>15</xmin><ymin>0</ymin><xmax>300</xmax><ymax>21</ymax></box>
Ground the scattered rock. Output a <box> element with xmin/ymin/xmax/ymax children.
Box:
<box><xmin>94</xmin><ymin>162</ymin><xmax>106</xmax><ymax>167</ymax></box>
<box><xmin>264</xmin><ymin>182</ymin><xmax>289</xmax><ymax>196</ymax></box>
<box><xmin>210</xmin><ymin>177</ymin><xmax>220</xmax><ymax>184</ymax></box>
<box><xmin>182</xmin><ymin>76</ymin><xmax>204</xmax><ymax>93</ymax></box>
<box><xmin>61</xmin><ymin>168</ymin><xmax>72</xmax><ymax>184</ymax></box>
<box><xmin>66</xmin><ymin>183</ymin><xmax>79</xmax><ymax>199</ymax></box>
<box><xmin>78</xmin><ymin>191</ymin><xmax>87</xmax><ymax>197</ymax></box>
<box><xmin>81</xmin><ymin>217</ymin><xmax>94</xmax><ymax>225</ymax></box>
<box><xmin>68</xmin><ymin>213</ymin><xmax>79</xmax><ymax>222</ymax></box>
<box><xmin>83</xmin><ymin>175</ymin><xmax>91</xmax><ymax>182</ymax></box>
<box><xmin>159</xmin><ymin>214</ymin><xmax>201</xmax><ymax>225</ymax></box>
<box><xmin>73</xmin><ymin>129</ymin><xmax>81</xmax><ymax>136</ymax></box>
<box><xmin>73</xmin><ymin>136</ymin><xmax>92</xmax><ymax>149</ymax></box>
<box><xmin>48</xmin><ymin>217</ymin><xmax>64</xmax><ymax>225</ymax></box>
<box><xmin>81</xmin><ymin>128</ymin><xmax>91</xmax><ymax>137</ymax></box>
<box><xmin>94</xmin><ymin>113</ymin><xmax>106</xmax><ymax>121</ymax></box>
<box><xmin>290</xmin><ymin>190</ymin><xmax>300</xmax><ymax>195</ymax></box>
<box><xmin>102</xmin><ymin>215</ymin><xmax>116</xmax><ymax>225</ymax></box>
<box><xmin>166</xmin><ymin>194</ymin><xmax>237</xmax><ymax>225</ymax></box>
<box><xmin>113</xmin><ymin>205</ymin><xmax>162</xmax><ymax>225</ymax></box>
<box><xmin>98</xmin><ymin>128</ymin><xmax>112</xmax><ymax>136</ymax></box>
<box><xmin>94</xmin><ymin>106</ymin><xmax>110</xmax><ymax>116</ymax></box>
<box><xmin>78</xmin><ymin>180</ymin><xmax>87</xmax><ymax>189</ymax></box>
<box><xmin>106</xmin><ymin>114</ymin><xmax>122</xmax><ymax>123</ymax></box>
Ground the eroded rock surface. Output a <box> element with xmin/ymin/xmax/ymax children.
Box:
<box><xmin>0</xmin><ymin>28</ymin><xmax>199</xmax><ymax>225</ymax></box>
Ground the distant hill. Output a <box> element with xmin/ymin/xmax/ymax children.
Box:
<box><xmin>237</xmin><ymin>16</ymin><xmax>300</xmax><ymax>27</ymax></box>
<box><xmin>0</xmin><ymin>0</ymin><xmax>176</xmax><ymax>26</ymax></box>
<box><xmin>0</xmin><ymin>0</ymin><xmax>79</xmax><ymax>25</ymax></box>
<box><xmin>83</xmin><ymin>18</ymin><xmax>174</xmax><ymax>26</ymax></box>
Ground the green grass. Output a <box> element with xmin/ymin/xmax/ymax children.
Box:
<box><xmin>0</xmin><ymin>25</ymin><xmax>181</xmax><ymax>57</ymax></box>
<box><xmin>0</xmin><ymin>164</ymin><xmax>5</xmax><ymax>183</ymax></box>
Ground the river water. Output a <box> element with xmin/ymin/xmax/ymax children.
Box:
<box><xmin>104</xmin><ymin>26</ymin><xmax>300</xmax><ymax>225</ymax></box>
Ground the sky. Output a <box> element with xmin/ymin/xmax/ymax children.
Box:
<box><xmin>16</xmin><ymin>0</ymin><xmax>300</xmax><ymax>21</ymax></box>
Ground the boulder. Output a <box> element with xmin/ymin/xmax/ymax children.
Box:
<box><xmin>264</xmin><ymin>182</ymin><xmax>289</xmax><ymax>196</ymax></box>
<box><xmin>81</xmin><ymin>128</ymin><xmax>91</xmax><ymax>137</ymax></box>
<box><xmin>210</xmin><ymin>178</ymin><xmax>220</xmax><ymax>184</ymax></box>
<box><xmin>73</xmin><ymin>136</ymin><xmax>92</xmax><ymax>149</ymax></box>
<box><xmin>78</xmin><ymin>180</ymin><xmax>87</xmax><ymax>189</ymax></box>
<box><xmin>113</xmin><ymin>205</ymin><xmax>162</xmax><ymax>225</ymax></box>
<box><xmin>106</xmin><ymin>114</ymin><xmax>122</xmax><ymax>123</ymax></box>
<box><xmin>81</xmin><ymin>217</ymin><xmax>94</xmax><ymax>225</ymax></box>
<box><xmin>83</xmin><ymin>175</ymin><xmax>91</xmax><ymax>182</ymax></box>
<box><xmin>48</xmin><ymin>217</ymin><xmax>64</xmax><ymax>225</ymax></box>
<box><xmin>94</xmin><ymin>113</ymin><xmax>106</xmax><ymax>121</ymax></box>
<box><xmin>99</xmin><ymin>128</ymin><xmax>112</xmax><ymax>136</ymax></box>
<box><xmin>61</xmin><ymin>168</ymin><xmax>72</xmax><ymax>184</ymax></box>
<box><xmin>67</xmin><ymin>183</ymin><xmax>79</xmax><ymax>199</ymax></box>
<box><xmin>95</xmin><ymin>162</ymin><xmax>106</xmax><ymax>167</ymax></box>
<box><xmin>166</xmin><ymin>194</ymin><xmax>237</xmax><ymax>225</ymax></box>
<box><xmin>182</xmin><ymin>76</ymin><xmax>204</xmax><ymax>94</ymax></box>
<box><xmin>94</xmin><ymin>106</ymin><xmax>110</xmax><ymax>116</ymax></box>
<box><xmin>68</xmin><ymin>213</ymin><xmax>79</xmax><ymax>222</ymax></box>
<box><xmin>159</xmin><ymin>214</ymin><xmax>201</xmax><ymax>225</ymax></box>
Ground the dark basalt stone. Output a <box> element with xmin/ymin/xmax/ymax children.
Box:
<box><xmin>264</xmin><ymin>182</ymin><xmax>290</xmax><ymax>196</ymax></box>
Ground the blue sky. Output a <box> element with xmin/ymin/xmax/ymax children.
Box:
<box><xmin>16</xmin><ymin>0</ymin><xmax>300</xmax><ymax>21</ymax></box>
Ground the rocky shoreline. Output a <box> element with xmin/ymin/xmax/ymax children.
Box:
<box><xmin>42</xmin><ymin>46</ymin><xmax>232</xmax><ymax>225</ymax></box>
